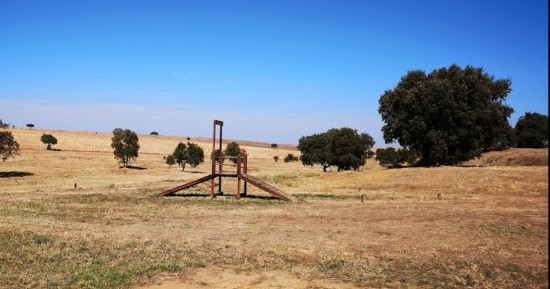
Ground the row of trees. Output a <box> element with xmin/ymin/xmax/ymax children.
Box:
<box><xmin>3</xmin><ymin>64</ymin><xmax>548</xmax><ymax>171</ymax></box>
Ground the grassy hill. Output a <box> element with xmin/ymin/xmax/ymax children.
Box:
<box><xmin>0</xmin><ymin>127</ymin><xmax>547</xmax><ymax>289</ymax></box>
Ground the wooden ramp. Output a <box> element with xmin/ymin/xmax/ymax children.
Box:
<box><xmin>239</xmin><ymin>174</ymin><xmax>297</xmax><ymax>202</ymax></box>
<box><xmin>160</xmin><ymin>174</ymin><xmax>216</xmax><ymax>196</ymax></box>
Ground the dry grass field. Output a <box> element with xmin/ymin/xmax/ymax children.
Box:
<box><xmin>1</xmin><ymin>128</ymin><xmax>548</xmax><ymax>289</ymax></box>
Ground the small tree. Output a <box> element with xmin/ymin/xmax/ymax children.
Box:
<box><xmin>0</xmin><ymin>119</ymin><xmax>9</xmax><ymax>129</ymax></box>
<box><xmin>40</xmin><ymin>134</ymin><xmax>58</xmax><ymax>150</ymax></box>
<box><xmin>224</xmin><ymin>142</ymin><xmax>241</xmax><ymax>164</ymax></box>
<box><xmin>171</xmin><ymin>142</ymin><xmax>204</xmax><ymax>171</ymax></box>
<box><xmin>376</xmin><ymin>147</ymin><xmax>417</xmax><ymax>167</ymax></box>
<box><xmin>165</xmin><ymin>155</ymin><xmax>175</xmax><ymax>167</ymax></box>
<box><xmin>185</xmin><ymin>142</ymin><xmax>205</xmax><ymax>168</ymax></box>
<box><xmin>273</xmin><ymin>156</ymin><xmax>279</xmax><ymax>162</ymax></box>
<box><xmin>150</xmin><ymin>131</ymin><xmax>159</xmax><ymax>135</ymax></box>
<box><xmin>284</xmin><ymin>153</ymin><xmax>299</xmax><ymax>162</ymax></box>
<box><xmin>271</xmin><ymin>143</ymin><xmax>278</xmax><ymax>149</ymax></box>
<box><xmin>0</xmin><ymin>131</ymin><xmax>20</xmax><ymax>161</ymax></box>
<box><xmin>298</xmin><ymin>128</ymin><xmax>375</xmax><ymax>172</ymax></box>
<box><xmin>172</xmin><ymin>142</ymin><xmax>187</xmax><ymax>171</ymax></box>
<box><xmin>26</xmin><ymin>123</ymin><xmax>34</xmax><ymax>129</ymax></box>
<box><xmin>111</xmin><ymin>128</ymin><xmax>140</xmax><ymax>168</ymax></box>
<box><xmin>376</xmin><ymin>148</ymin><xmax>399</xmax><ymax>167</ymax></box>
<box><xmin>212</xmin><ymin>149</ymin><xmax>222</xmax><ymax>163</ymax></box>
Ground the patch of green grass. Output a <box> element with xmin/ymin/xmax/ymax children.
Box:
<box><xmin>0</xmin><ymin>229</ymin><xmax>210</xmax><ymax>289</ymax></box>
<box><xmin>0</xmin><ymin>201</ymin><xmax>68</xmax><ymax>219</ymax></box>
<box><xmin>316</xmin><ymin>257</ymin><xmax>346</xmax><ymax>275</ymax></box>
<box><xmin>310</xmin><ymin>253</ymin><xmax>548</xmax><ymax>288</ymax></box>
<box><xmin>374</xmin><ymin>230</ymin><xmax>392</xmax><ymax>236</ymax></box>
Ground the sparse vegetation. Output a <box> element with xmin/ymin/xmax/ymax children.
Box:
<box><xmin>273</xmin><ymin>155</ymin><xmax>279</xmax><ymax>162</ymax></box>
<box><xmin>0</xmin><ymin>128</ymin><xmax>547</xmax><ymax>289</ymax></box>
<box><xmin>283</xmin><ymin>153</ymin><xmax>299</xmax><ymax>162</ymax></box>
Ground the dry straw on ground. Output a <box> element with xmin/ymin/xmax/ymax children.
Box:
<box><xmin>1</xmin><ymin>128</ymin><xmax>548</xmax><ymax>288</ymax></box>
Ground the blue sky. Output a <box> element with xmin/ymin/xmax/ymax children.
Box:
<box><xmin>0</xmin><ymin>0</ymin><xmax>547</xmax><ymax>145</ymax></box>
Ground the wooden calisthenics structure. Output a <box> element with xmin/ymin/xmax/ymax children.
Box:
<box><xmin>160</xmin><ymin>120</ymin><xmax>296</xmax><ymax>201</ymax></box>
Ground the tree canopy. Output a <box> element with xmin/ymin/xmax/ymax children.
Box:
<box><xmin>514</xmin><ymin>112</ymin><xmax>548</xmax><ymax>148</ymax></box>
<box><xmin>165</xmin><ymin>154</ymin><xmax>176</xmax><ymax>167</ymax></box>
<box><xmin>0</xmin><ymin>131</ymin><xmax>20</xmax><ymax>161</ymax></box>
<box><xmin>171</xmin><ymin>142</ymin><xmax>205</xmax><ymax>171</ymax></box>
<box><xmin>185</xmin><ymin>142</ymin><xmax>205</xmax><ymax>168</ymax></box>
<box><xmin>0</xmin><ymin>119</ymin><xmax>9</xmax><ymax>129</ymax></box>
<box><xmin>298</xmin><ymin>128</ymin><xmax>375</xmax><ymax>172</ymax></box>
<box><xmin>379</xmin><ymin>64</ymin><xmax>514</xmax><ymax>166</ymax></box>
<box><xmin>111</xmin><ymin>128</ymin><xmax>140</xmax><ymax>167</ymax></box>
<box><xmin>40</xmin><ymin>134</ymin><xmax>58</xmax><ymax>150</ymax></box>
<box><xmin>224</xmin><ymin>142</ymin><xmax>241</xmax><ymax>164</ymax></box>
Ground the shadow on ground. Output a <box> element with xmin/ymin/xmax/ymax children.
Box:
<box><xmin>0</xmin><ymin>171</ymin><xmax>34</xmax><ymax>178</ymax></box>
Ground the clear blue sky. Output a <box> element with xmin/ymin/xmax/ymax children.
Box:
<box><xmin>0</xmin><ymin>0</ymin><xmax>547</xmax><ymax>145</ymax></box>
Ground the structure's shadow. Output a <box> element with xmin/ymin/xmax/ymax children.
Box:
<box><xmin>167</xmin><ymin>193</ymin><xmax>279</xmax><ymax>200</ymax></box>
<box><xmin>0</xmin><ymin>171</ymin><xmax>34</xmax><ymax>178</ymax></box>
<box><xmin>120</xmin><ymin>166</ymin><xmax>147</xmax><ymax>170</ymax></box>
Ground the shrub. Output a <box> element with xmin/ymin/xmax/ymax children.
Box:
<box><xmin>165</xmin><ymin>155</ymin><xmax>175</xmax><ymax>167</ymax></box>
<box><xmin>284</xmin><ymin>153</ymin><xmax>299</xmax><ymax>163</ymax></box>
<box><xmin>40</xmin><ymin>134</ymin><xmax>58</xmax><ymax>150</ymax></box>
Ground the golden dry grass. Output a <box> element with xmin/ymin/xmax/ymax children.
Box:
<box><xmin>0</xmin><ymin>128</ymin><xmax>548</xmax><ymax>289</ymax></box>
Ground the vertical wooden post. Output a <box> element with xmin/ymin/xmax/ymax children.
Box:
<box><xmin>210</xmin><ymin>153</ymin><xmax>215</xmax><ymax>198</ymax></box>
<box><xmin>243</xmin><ymin>153</ymin><xmax>248</xmax><ymax>196</ymax></box>
<box><xmin>236</xmin><ymin>155</ymin><xmax>241</xmax><ymax>199</ymax></box>
<box><xmin>218</xmin><ymin>121</ymin><xmax>223</xmax><ymax>195</ymax></box>
<box><xmin>211</xmin><ymin>120</ymin><xmax>217</xmax><ymax>199</ymax></box>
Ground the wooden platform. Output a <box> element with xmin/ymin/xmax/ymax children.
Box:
<box><xmin>160</xmin><ymin>173</ymin><xmax>296</xmax><ymax>201</ymax></box>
